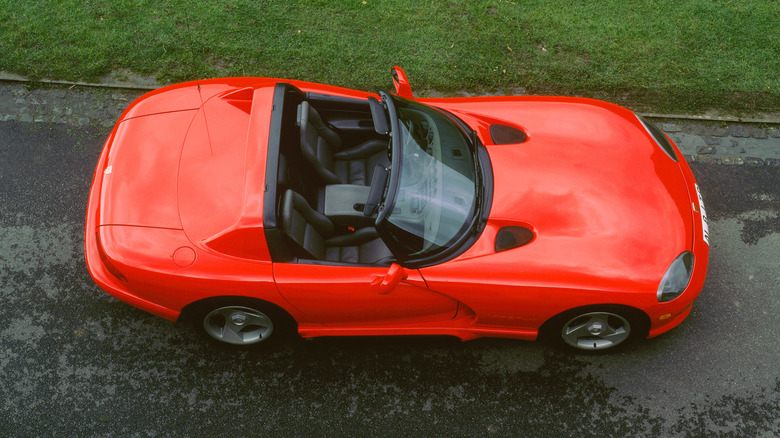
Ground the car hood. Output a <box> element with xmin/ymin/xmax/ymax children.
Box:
<box><xmin>426</xmin><ymin>97</ymin><xmax>693</xmax><ymax>289</ymax></box>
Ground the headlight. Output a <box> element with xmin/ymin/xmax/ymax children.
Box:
<box><xmin>657</xmin><ymin>251</ymin><xmax>694</xmax><ymax>302</ymax></box>
<box><xmin>636</xmin><ymin>115</ymin><xmax>678</xmax><ymax>162</ymax></box>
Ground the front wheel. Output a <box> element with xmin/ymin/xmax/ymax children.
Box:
<box><xmin>190</xmin><ymin>298</ymin><xmax>294</xmax><ymax>348</ymax></box>
<box><xmin>542</xmin><ymin>306</ymin><xmax>648</xmax><ymax>353</ymax></box>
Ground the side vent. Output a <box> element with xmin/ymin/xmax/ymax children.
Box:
<box><xmin>489</xmin><ymin>124</ymin><xmax>528</xmax><ymax>144</ymax></box>
<box><xmin>495</xmin><ymin>226</ymin><xmax>535</xmax><ymax>252</ymax></box>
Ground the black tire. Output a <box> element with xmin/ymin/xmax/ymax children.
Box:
<box><xmin>539</xmin><ymin>305</ymin><xmax>649</xmax><ymax>353</ymax></box>
<box><xmin>187</xmin><ymin>297</ymin><xmax>296</xmax><ymax>349</ymax></box>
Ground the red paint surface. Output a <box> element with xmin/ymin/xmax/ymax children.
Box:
<box><xmin>85</xmin><ymin>76</ymin><xmax>708</xmax><ymax>342</ymax></box>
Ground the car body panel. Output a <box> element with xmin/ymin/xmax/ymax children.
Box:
<box><xmin>99</xmin><ymin>109</ymin><xmax>196</xmax><ymax>228</ymax></box>
<box><xmin>425</xmin><ymin>97</ymin><xmax>692</xmax><ymax>272</ymax></box>
<box><xmin>122</xmin><ymin>82</ymin><xmax>202</xmax><ymax>120</ymax></box>
<box><xmin>273</xmin><ymin>264</ymin><xmax>458</xmax><ymax>326</ymax></box>
<box><xmin>179</xmin><ymin>85</ymin><xmax>275</xmax><ymax>261</ymax></box>
<box><xmin>412</xmin><ymin>96</ymin><xmax>698</xmax><ymax>335</ymax></box>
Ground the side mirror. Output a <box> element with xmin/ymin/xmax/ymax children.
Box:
<box><xmin>391</xmin><ymin>66</ymin><xmax>413</xmax><ymax>99</ymax></box>
<box><xmin>372</xmin><ymin>263</ymin><xmax>408</xmax><ymax>295</ymax></box>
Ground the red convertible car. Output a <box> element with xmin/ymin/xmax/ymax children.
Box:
<box><xmin>85</xmin><ymin>67</ymin><xmax>709</xmax><ymax>351</ymax></box>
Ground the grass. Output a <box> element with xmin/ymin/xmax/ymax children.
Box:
<box><xmin>1</xmin><ymin>0</ymin><xmax>778</xmax><ymax>114</ymax></box>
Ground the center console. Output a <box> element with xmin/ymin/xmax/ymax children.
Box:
<box><xmin>321</xmin><ymin>184</ymin><xmax>373</xmax><ymax>227</ymax></box>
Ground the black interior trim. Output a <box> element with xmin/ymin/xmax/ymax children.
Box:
<box><xmin>364</xmin><ymin>165</ymin><xmax>389</xmax><ymax>216</ymax></box>
<box><xmin>264</xmin><ymin>83</ymin><xmax>306</xmax><ymax>262</ymax></box>
<box><xmin>291</xmin><ymin>258</ymin><xmax>394</xmax><ymax>267</ymax></box>
<box><xmin>374</xmin><ymin>92</ymin><xmax>399</xmax><ymax>228</ymax></box>
<box><xmin>305</xmin><ymin>92</ymin><xmax>383</xmax><ymax>147</ymax></box>
<box><xmin>305</xmin><ymin>92</ymin><xmax>372</xmax><ymax>111</ymax></box>
<box><xmin>368</xmin><ymin>96</ymin><xmax>389</xmax><ymax>135</ymax></box>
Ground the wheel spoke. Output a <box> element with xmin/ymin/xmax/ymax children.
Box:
<box><xmin>242</xmin><ymin>312</ymin><xmax>270</xmax><ymax>329</ymax></box>
<box><xmin>221</xmin><ymin>322</ymin><xmax>246</xmax><ymax>343</ymax></box>
<box><xmin>562</xmin><ymin>321</ymin><xmax>593</xmax><ymax>343</ymax></box>
<box><xmin>602</xmin><ymin>327</ymin><xmax>628</xmax><ymax>341</ymax></box>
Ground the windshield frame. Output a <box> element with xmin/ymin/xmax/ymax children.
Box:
<box><xmin>375</xmin><ymin>92</ymin><xmax>401</xmax><ymax>226</ymax></box>
<box><xmin>376</xmin><ymin>92</ymin><xmax>492</xmax><ymax>267</ymax></box>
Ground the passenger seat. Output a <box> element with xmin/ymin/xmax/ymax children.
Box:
<box><xmin>298</xmin><ymin>101</ymin><xmax>389</xmax><ymax>186</ymax></box>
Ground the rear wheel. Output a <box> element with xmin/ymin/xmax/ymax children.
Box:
<box><xmin>189</xmin><ymin>298</ymin><xmax>295</xmax><ymax>348</ymax></box>
<box><xmin>542</xmin><ymin>306</ymin><xmax>648</xmax><ymax>353</ymax></box>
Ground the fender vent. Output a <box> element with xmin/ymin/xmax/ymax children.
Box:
<box><xmin>489</xmin><ymin>124</ymin><xmax>528</xmax><ymax>144</ymax></box>
<box><xmin>495</xmin><ymin>226</ymin><xmax>535</xmax><ymax>252</ymax></box>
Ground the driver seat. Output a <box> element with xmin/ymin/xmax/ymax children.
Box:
<box><xmin>298</xmin><ymin>101</ymin><xmax>388</xmax><ymax>186</ymax></box>
<box><xmin>280</xmin><ymin>189</ymin><xmax>393</xmax><ymax>264</ymax></box>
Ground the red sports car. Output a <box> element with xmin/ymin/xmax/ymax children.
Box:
<box><xmin>85</xmin><ymin>67</ymin><xmax>709</xmax><ymax>351</ymax></box>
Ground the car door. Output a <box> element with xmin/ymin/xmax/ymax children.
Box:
<box><xmin>272</xmin><ymin>262</ymin><xmax>459</xmax><ymax>325</ymax></box>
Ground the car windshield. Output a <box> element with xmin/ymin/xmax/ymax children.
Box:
<box><xmin>380</xmin><ymin>95</ymin><xmax>477</xmax><ymax>259</ymax></box>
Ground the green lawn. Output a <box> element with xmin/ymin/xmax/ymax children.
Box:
<box><xmin>1</xmin><ymin>0</ymin><xmax>778</xmax><ymax>114</ymax></box>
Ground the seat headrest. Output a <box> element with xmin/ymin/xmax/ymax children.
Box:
<box><xmin>296</xmin><ymin>101</ymin><xmax>310</xmax><ymax>127</ymax></box>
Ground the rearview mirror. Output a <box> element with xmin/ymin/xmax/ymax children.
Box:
<box><xmin>391</xmin><ymin>66</ymin><xmax>413</xmax><ymax>99</ymax></box>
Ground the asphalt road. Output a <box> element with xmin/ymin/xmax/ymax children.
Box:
<box><xmin>1</xmin><ymin>117</ymin><xmax>778</xmax><ymax>437</ymax></box>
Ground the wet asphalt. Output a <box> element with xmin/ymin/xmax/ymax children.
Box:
<box><xmin>0</xmin><ymin>83</ymin><xmax>778</xmax><ymax>437</ymax></box>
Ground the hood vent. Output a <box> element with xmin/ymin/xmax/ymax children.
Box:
<box><xmin>495</xmin><ymin>226</ymin><xmax>535</xmax><ymax>252</ymax></box>
<box><xmin>489</xmin><ymin>124</ymin><xmax>528</xmax><ymax>144</ymax></box>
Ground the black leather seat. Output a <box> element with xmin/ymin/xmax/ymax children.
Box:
<box><xmin>277</xmin><ymin>153</ymin><xmax>318</xmax><ymax>205</ymax></box>
<box><xmin>298</xmin><ymin>101</ymin><xmax>388</xmax><ymax>186</ymax></box>
<box><xmin>280</xmin><ymin>189</ymin><xmax>393</xmax><ymax>264</ymax></box>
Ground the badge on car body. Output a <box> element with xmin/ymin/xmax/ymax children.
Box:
<box><xmin>695</xmin><ymin>184</ymin><xmax>709</xmax><ymax>245</ymax></box>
